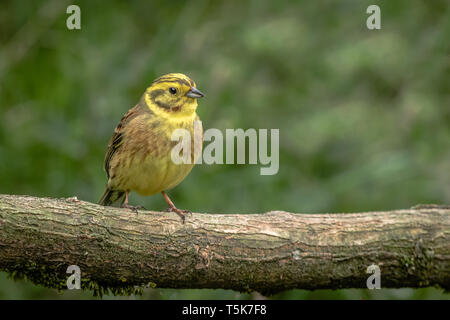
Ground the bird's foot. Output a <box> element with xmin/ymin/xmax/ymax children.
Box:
<box><xmin>165</xmin><ymin>206</ymin><xmax>192</xmax><ymax>224</ymax></box>
<box><xmin>121</xmin><ymin>203</ymin><xmax>145</xmax><ymax>214</ymax></box>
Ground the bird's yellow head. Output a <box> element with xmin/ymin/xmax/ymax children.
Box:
<box><xmin>144</xmin><ymin>73</ymin><xmax>204</xmax><ymax>119</ymax></box>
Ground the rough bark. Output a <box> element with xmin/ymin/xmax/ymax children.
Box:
<box><xmin>0</xmin><ymin>194</ymin><xmax>449</xmax><ymax>296</ymax></box>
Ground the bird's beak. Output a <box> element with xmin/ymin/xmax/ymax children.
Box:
<box><xmin>186</xmin><ymin>87</ymin><xmax>205</xmax><ymax>98</ymax></box>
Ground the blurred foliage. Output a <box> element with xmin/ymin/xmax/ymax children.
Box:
<box><xmin>0</xmin><ymin>0</ymin><xmax>449</xmax><ymax>299</ymax></box>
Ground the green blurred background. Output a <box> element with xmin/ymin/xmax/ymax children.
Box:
<box><xmin>0</xmin><ymin>0</ymin><xmax>449</xmax><ymax>299</ymax></box>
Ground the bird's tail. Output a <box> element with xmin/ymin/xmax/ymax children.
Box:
<box><xmin>98</xmin><ymin>187</ymin><xmax>126</xmax><ymax>207</ymax></box>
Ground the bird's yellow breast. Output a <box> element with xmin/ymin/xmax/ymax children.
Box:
<box><xmin>108</xmin><ymin>112</ymin><xmax>203</xmax><ymax>196</ymax></box>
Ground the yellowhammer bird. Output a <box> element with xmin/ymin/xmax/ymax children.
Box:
<box><xmin>99</xmin><ymin>73</ymin><xmax>204</xmax><ymax>222</ymax></box>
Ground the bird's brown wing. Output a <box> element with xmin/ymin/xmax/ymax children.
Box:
<box><xmin>104</xmin><ymin>105</ymin><xmax>142</xmax><ymax>179</ymax></box>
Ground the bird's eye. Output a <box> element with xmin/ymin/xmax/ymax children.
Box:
<box><xmin>169</xmin><ymin>87</ymin><xmax>177</xmax><ymax>95</ymax></box>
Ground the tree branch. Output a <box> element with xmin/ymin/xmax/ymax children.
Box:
<box><xmin>0</xmin><ymin>194</ymin><xmax>449</xmax><ymax>296</ymax></box>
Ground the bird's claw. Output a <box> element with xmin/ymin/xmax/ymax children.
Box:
<box><xmin>121</xmin><ymin>204</ymin><xmax>145</xmax><ymax>214</ymax></box>
<box><xmin>165</xmin><ymin>207</ymin><xmax>192</xmax><ymax>223</ymax></box>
